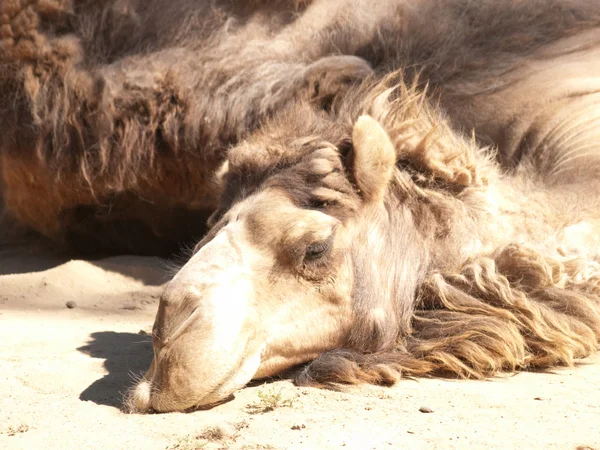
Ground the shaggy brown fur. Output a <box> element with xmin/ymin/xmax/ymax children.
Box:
<box><xmin>0</xmin><ymin>0</ymin><xmax>374</xmax><ymax>253</ymax></box>
<box><xmin>213</xmin><ymin>72</ymin><xmax>600</xmax><ymax>386</ymax></box>
<box><xmin>2</xmin><ymin>0</ymin><xmax>600</xmax><ymax>253</ymax></box>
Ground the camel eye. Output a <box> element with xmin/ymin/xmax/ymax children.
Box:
<box><xmin>307</xmin><ymin>198</ymin><xmax>329</xmax><ymax>210</ymax></box>
<box><xmin>305</xmin><ymin>240</ymin><xmax>331</xmax><ymax>261</ymax></box>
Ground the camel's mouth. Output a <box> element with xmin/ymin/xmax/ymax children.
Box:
<box><xmin>125</xmin><ymin>345</ymin><xmax>263</xmax><ymax>413</ymax></box>
<box><xmin>125</xmin><ymin>383</ymin><xmax>234</xmax><ymax>414</ymax></box>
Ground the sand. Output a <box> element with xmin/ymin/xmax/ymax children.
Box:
<box><xmin>1</xmin><ymin>239</ymin><xmax>599</xmax><ymax>450</ymax></box>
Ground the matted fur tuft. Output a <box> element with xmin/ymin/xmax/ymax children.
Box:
<box><xmin>297</xmin><ymin>243</ymin><xmax>600</xmax><ymax>386</ymax></box>
<box><xmin>344</xmin><ymin>73</ymin><xmax>496</xmax><ymax>189</ymax></box>
<box><xmin>414</xmin><ymin>245</ymin><xmax>600</xmax><ymax>375</ymax></box>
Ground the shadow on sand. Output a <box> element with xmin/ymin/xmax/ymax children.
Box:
<box><xmin>78</xmin><ymin>331</ymin><xmax>153</xmax><ymax>408</ymax></box>
<box><xmin>0</xmin><ymin>238</ymin><xmax>170</xmax><ymax>286</ymax></box>
<box><xmin>1</xmin><ymin>219</ymin><xmax>173</xmax><ymax>284</ymax></box>
<box><xmin>77</xmin><ymin>331</ymin><xmax>295</xmax><ymax>412</ymax></box>
<box><xmin>0</xmin><ymin>227</ymin><xmax>70</xmax><ymax>275</ymax></box>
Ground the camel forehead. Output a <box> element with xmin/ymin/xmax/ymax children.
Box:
<box><xmin>227</xmin><ymin>144</ymin><xmax>345</xmax><ymax>193</ymax></box>
<box><xmin>235</xmin><ymin>189</ymin><xmax>341</xmax><ymax>248</ymax></box>
<box><xmin>220</xmin><ymin>145</ymin><xmax>359</xmax><ymax>228</ymax></box>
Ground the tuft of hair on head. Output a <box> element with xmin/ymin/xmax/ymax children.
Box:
<box><xmin>348</xmin><ymin>71</ymin><xmax>494</xmax><ymax>192</ymax></box>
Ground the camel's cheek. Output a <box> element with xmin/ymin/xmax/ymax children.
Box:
<box><xmin>253</xmin><ymin>268</ymin><xmax>356</xmax><ymax>379</ymax></box>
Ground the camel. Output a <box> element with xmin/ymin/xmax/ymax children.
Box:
<box><xmin>126</xmin><ymin>17</ymin><xmax>600</xmax><ymax>412</ymax></box>
<box><xmin>125</xmin><ymin>71</ymin><xmax>600</xmax><ymax>412</ymax></box>
<box><xmin>123</xmin><ymin>1</ymin><xmax>600</xmax><ymax>412</ymax></box>
<box><xmin>2</xmin><ymin>0</ymin><xmax>600</xmax><ymax>413</ymax></box>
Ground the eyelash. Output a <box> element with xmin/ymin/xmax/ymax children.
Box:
<box><xmin>304</xmin><ymin>240</ymin><xmax>331</xmax><ymax>260</ymax></box>
<box><xmin>307</xmin><ymin>198</ymin><xmax>336</xmax><ymax>210</ymax></box>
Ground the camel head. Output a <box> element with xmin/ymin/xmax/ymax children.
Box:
<box><xmin>124</xmin><ymin>75</ymin><xmax>494</xmax><ymax>413</ymax></box>
<box><xmin>125</xmin><ymin>101</ymin><xmax>439</xmax><ymax>412</ymax></box>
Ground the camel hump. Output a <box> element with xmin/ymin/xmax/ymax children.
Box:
<box><xmin>448</xmin><ymin>29</ymin><xmax>600</xmax><ymax>185</ymax></box>
<box><xmin>516</xmin><ymin>92</ymin><xmax>600</xmax><ymax>186</ymax></box>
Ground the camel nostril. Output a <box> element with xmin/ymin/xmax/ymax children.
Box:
<box><xmin>154</xmin><ymin>285</ymin><xmax>204</xmax><ymax>348</ymax></box>
<box><xmin>151</xmin><ymin>328</ymin><xmax>162</xmax><ymax>348</ymax></box>
<box><xmin>154</xmin><ymin>301</ymin><xmax>202</xmax><ymax>350</ymax></box>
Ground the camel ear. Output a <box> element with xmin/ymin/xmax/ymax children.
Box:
<box><xmin>351</xmin><ymin>115</ymin><xmax>396</xmax><ymax>204</ymax></box>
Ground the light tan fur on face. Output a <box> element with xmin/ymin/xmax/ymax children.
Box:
<box><xmin>126</xmin><ymin>189</ymin><xmax>355</xmax><ymax>412</ymax></box>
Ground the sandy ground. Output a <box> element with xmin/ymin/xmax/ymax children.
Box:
<box><xmin>1</xmin><ymin>239</ymin><xmax>600</xmax><ymax>450</ymax></box>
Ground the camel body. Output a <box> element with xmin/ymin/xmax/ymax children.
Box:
<box><xmin>2</xmin><ymin>0</ymin><xmax>600</xmax><ymax>253</ymax></box>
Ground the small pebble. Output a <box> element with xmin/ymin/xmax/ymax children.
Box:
<box><xmin>419</xmin><ymin>406</ymin><xmax>434</xmax><ymax>413</ymax></box>
<box><xmin>534</xmin><ymin>397</ymin><xmax>543</xmax><ymax>401</ymax></box>
<box><xmin>65</xmin><ymin>301</ymin><xmax>77</xmax><ymax>309</ymax></box>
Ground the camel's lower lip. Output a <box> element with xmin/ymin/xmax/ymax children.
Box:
<box><xmin>183</xmin><ymin>394</ymin><xmax>236</xmax><ymax>412</ymax></box>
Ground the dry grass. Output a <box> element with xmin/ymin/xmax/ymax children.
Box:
<box><xmin>2</xmin><ymin>424</ymin><xmax>30</xmax><ymax>436</ymax></box>
<box><xmin>246</xmin><ymin>386</ymin><xmax>296</xmax><ymax>414</ymax></box>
